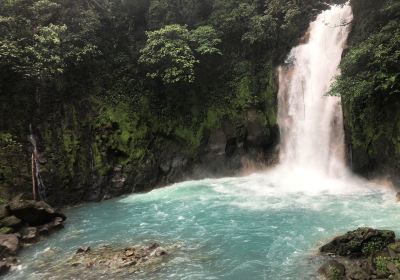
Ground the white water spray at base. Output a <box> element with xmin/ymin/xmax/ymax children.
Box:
<box><xmin>276</xmin><ymin>4</ymin><xmax>353</xmax><ymax>186</ymax></box>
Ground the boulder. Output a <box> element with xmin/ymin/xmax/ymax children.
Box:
<box><xmin>388</xmin><ymin>242</ymin><xmax>400</xmax><ymax>258</ymax></box>
<box><xmin>37</xmin><ymin>217</ymin><xmax>64</xmax><ymax>234</ymax></box>
<box><xmin>20</xmin><ymin>227</ymin><xmax>39</xmax><ymax>243</ymax></box>
<box><xmin>0</xmin><ymin>227</ymin><xmax>13</xmax><ymax>234</ymax></box>
<box><xmin>0</xmin><ymin>234</ymin><xmax>19</xmax><ymax>257</ymax></box>
<box><xmin>0</xmin><ymin>216</ymin><xmax>22</xmax><ymax>229</ymax></box>
<box><xmin>0</xmin><ymin>205</ymin><xmax>10</xmax><ymax>220</ymax></box>
<box><xmin>0</xmin><ymin>261</ymin><xmax>10</xmax><ymax>276</ymax></box>
<box><xmin>318</xmin><ymin>260</ymin><xmax>346</xmax><ymax>280</ymax></box>
<box><xmin>76</xmin><ymin>246</ymin><xmax>91</xmax><ymax>254</ymax></box>
<box><xmin>8</xmin><ymin>196</ymin><xmax>66</xmax><ymax>226</ymax></box>
<box><xmin>320</xmin><ymin>227</ymin><xmax>395</xmax><ymax>257</ymax></box>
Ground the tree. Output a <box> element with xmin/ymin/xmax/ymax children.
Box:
<box><xmin>139</xmin><ymin>24</ymin><xmax>221</xmax><ymax>85</ymax></box>
<box><xmin>190</xmin><ymin>25</ymin><xmax>222</xmax><ymax>56</ymax></box>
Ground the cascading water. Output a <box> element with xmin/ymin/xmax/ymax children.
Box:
<box><xmin>278</xmin><ymin>5</ymin><xmax>353</xmax><ymax>178</ymax></box>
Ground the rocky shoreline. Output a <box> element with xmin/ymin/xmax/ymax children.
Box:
<box><xmin>11</xmin><ymin>242</ymin><xmax>175</xmax><ymax>279</ymax></box>
<box><xmin>0</xmin><ymin>194</ymin><xmax>66</xmax><ymax>275</ymax></box>
<box><xmin>318</xmin><ymin>227</ymin><xmax>400</xmax><ymax>280</ymax></box>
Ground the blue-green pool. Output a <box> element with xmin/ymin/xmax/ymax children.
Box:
<box><xmin>8</xmin><ymin>171</ymin><xmax>400</xmax><ymax>279</ymax></box>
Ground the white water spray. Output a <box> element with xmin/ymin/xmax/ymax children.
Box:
<box><xmin>277</xmin><ymin>4</ymin><xmax>353</xmax><ymax>179</ymax></box>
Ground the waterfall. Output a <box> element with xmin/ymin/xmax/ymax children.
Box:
<box><xmin>277</xmin><ymin>4</ymin><xmax>353</xmax><ymax>178</ymax></box>
<box><xmin>29</xmin><ymin>125</ymin><xmax>46</xmax><ymax>201</ymax></box>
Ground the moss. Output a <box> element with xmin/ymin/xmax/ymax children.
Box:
<box><xmin>234</xmin><ymin>76</ymin><xmax>256</xmax><ymax>110</ymax></box>
<box><xmin>326</xmin><ymin>266</ymin><xmax>342</xmax><ymax>280</ymax></box>
<box><xmin>374</xmin><ymin>256</ymin><xmax>400</xmax><ymax>276</ymax></box>
<box><xmin>362</xmin><ymin>239</ymin><xmax>386</xmax><ymax>256</ymax></box>
<box><xmin>263</xmin><ymin>64</ymin><xmax>278</xmax><ymax>126</ymax></box>
<box><xmin>0</xmin><ymin>132</ymin><xmax>30</xmax><ymax>199</ymax></box>
<box><xmin>0</xmin><ymin>227</ymin><xmax>13</xmax><ymax>234</ymax></box>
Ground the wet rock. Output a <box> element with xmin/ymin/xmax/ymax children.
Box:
<box><xmin>8</xmin><ymin>196</ymin><xmax>66</xmax><ymax>226</ymax></box>
<box><xmin>318</xmin><ymin>260</ymin><xmax>346</xmax><ymax>280</ymax></box>
<box><xmin>245</xmin><ymin>110</ymin><xmax>268</xmax><ymax>147</ymax></box>
<box><xmin>320</xmin><ymin>227</ymin><xmax>395</xmax><ymax>257</ymax></box>
<box><xmin>0</xmin><ymin>234</ymin><xmax>19</xmax><ymax>256</ymax></box>
<box><xmin>20</xmin><ymin>227</ymin><xmax>39</xmax><ymax>243</ymax></box>
<box><xmin>0</xmin><ymin>215</ymin><xmax>22</xmax><ymax>229</ymax></box>
<box><xmin>76</xmin><ymin>246</ymin><xmax>91</xmax><ymax>254</ymax></box>
<box><xmin>69</xmin><ymin>243</ymin><xmax>169</xmax><ymax>272</ymax></box>
<box><xmin>0</xmin><ymin>257</ymin><xmax>17</xmax><ymax>276</ymax></box>
<box><xmin>124</xmin><ymin>249</ymin><xmax>134</xmax><ymax>257</ymax></box>
<box><xmin>148</xmin><ymin>243</ymin><xmax>159</xmax><ymax>250</ymax></box>
<box><xmin>0</xmin><ymin>205</ymin><xmax>10</xmax><ymax>220</ymax></box>
<box><xmin>318</xmin><ymin>228</ymin><xmax>400</xmax><ymax>280</ymax></box>
<box><xmin>388</xmin><ymin>242</ymin><xmax>400</xmax><ymax>257</ymax></box>
<box><xmin>0</xmin><ymin>227</ymin><xmax>14</xmax><ymax>234</ymax></box>
<box><xmin>346</xmin><ymin>267</ymin><xmax>370</xmax><ymax>280</ymax></box>
<box><xmin>208</xmin><ymin>129</ymin><xmax>227</xmax><ymax>155</ymax></box>
<box><xmin>396</xmin><ymin>192</ymin><xmax>400</xmax><ymax>202</ymax></box>
<box><xmin>0</xmin><ymin>261</ymin><xmax>10</xmax><ymax>276</ymax></box>
<box><xmin>37</xmin><ymin>217</ymin><xmax>64</xmax><ymax>234</ymax></box>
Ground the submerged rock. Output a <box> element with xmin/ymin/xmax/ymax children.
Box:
<box><xmin>45</xmin><ymin>242</ymin><xmax>174</xmax><ymax>278</ymax></box>
<box><xmin>0</xmin><ymin>257</ymin><xmax>17</xmax><ymax>276</ymax></box>
<box><xmin>76</xmin><ymin>246</ymin><xmax>91</xmax><ymax>254</ymax></box>
<box><xmin>0</xmin><ymin>260</ymin><xmax>11</xmax><ymax>276</ymax></box>
<box><xmin>70</xmin><ymin>243</ymin><xmax>168</xmax><ymax>270</ymax></box>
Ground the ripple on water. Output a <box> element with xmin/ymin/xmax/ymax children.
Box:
<box><xmin>7</xmin><ymin>172</ymin><xmax>400</xmax><ymax>280</ymax></box>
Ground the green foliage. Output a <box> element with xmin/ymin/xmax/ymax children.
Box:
<box><xmin>361</xmin><ymin>238</ymin><xmax>387</xmax><ymax>256</ymax></box>
<box><xmin>326</xmin><ymin>266</ymin><xmax>342</xmax><ymax>280</ymax></box>
<box><xmin>0</xmin><ymin>227</ymin><xmax>13</xmax><ymax>234</ymax></box>
<box><xmin>27</xmin><ymin>23</ymin><xmax>67</xmax><ymax>80</ymax></box>
<box><xmin>139</xmin><ymin>24</ymin><xmax>198</xmax><ymax>84</ymax></box>
<box><xmin>0</xmin><ymin>0</ymin><xmax>328</xmax><ymax>202</ymax></box>
<box><xmin>139</xmin><ymin>24</ymin><xmax>221</xmax><ymax>84</ymax></box>
<box><xmin>0</xmin><ymin>0</ymin><xmax>100</xmax><ymax>84</ymax></box>
<box><xmin>331</xmin><ymin>21</ymin><xmax>400</xmax><ymax>101</ymax></box>
<box><xmin>190</xmin><ymin>25</ymin><xmax>222</xmax><ymax>56</ymax></box>
<box><xmin>330</xmin><ymin>0</ymin><xmax>400</xmax><ymax>174</ymax></box>
<box><xmin>374</xmin><ymin>256</ymin><xmax>400</xmax><ymax>276</ymax></box>
<box><xmin>0</xmin><ymin>133</ymin><xmax>29</xmax><ymax>198</ymax></box>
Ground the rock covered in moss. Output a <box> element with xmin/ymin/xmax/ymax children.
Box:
<box><xmin>318</xmin><ymin>228</ymin><xmax>400</xmax><ymax>280</ymax></box>
<box><xmin>320</xmin><ymin>227</ymin><xmax>395</xmax><ymax>257</ymax></box>
<box><xmin>318</xmin><ymin>260</ymin><xmax>345</xmax><ymax>280</ymax></box>
<box><xmin>0</xmin><ymin>216</ymin><xmax>22</xmax><ymax>229</ymax></box>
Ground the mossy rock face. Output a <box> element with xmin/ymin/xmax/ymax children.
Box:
<box><xmin>320</xmin><ymin>228</ymin><xmax>395</xmax><ymax>257</ymax></box>
<box><xmin>318</xmin><ymin>260</ymin><xmax>346</xmax><ymax>280</ymax></box>
<box><xmin>0</xmin><ymin>133</ymin><xmax>30</xmax><ymax>200</ymax></box>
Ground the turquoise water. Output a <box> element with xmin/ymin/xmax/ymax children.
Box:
<box><xmin>8</xmin><ymin>172</ymin><xmax>400</xmax><ymax>280</ymax></box>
